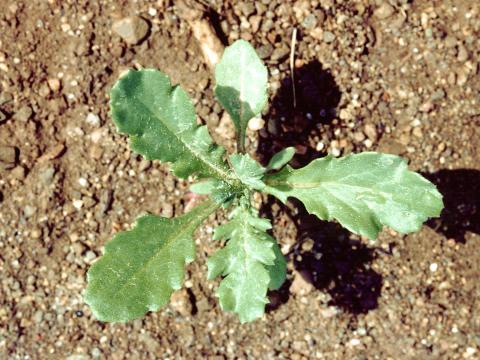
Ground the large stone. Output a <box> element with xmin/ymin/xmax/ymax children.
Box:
<box><xmin>112</xmin><ymin>16</ymin><xmax>150</xmax><ymax>45</ymax></box>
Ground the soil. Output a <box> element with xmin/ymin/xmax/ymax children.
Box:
<box><xmin>1</xmin><ymin>0</ymin><xmax>479</xmax><ymax>359</ymax></box>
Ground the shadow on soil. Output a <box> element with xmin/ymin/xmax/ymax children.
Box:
<box><xmin>424</xmin><ymin>169</ymin><xmax>480</xmax><ymax>243</ymax></box>
<box><xmin>258</xmin><ymin>59</ymin><xmax>383</xmax><ymax>315</ymax></box>
<box><xmin>258</xmin><ymin>59</ymin><xmax>480</xmax><ymax>315</ymax></box>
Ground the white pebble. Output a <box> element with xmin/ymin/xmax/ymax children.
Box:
<box><xmin>86</xmin><ymin>112</ymin><xmax>100</xmax><ymax>126</ymax></box>
<box><xmin>148</xmin><ymin>7</ymin><xmax>157</xmax><ymax>16</ymax></box>
<box><xmin>248</xmin><ymin>117</ymin><xmax>265</xmax><ymax>131</ymax></box>
<box><xmin>465</xmin><ymin>347</ymin><xmax>476</xmax><ymax>356</ymax></box>
<box><xmin>331</xmin><ymin>147</ymin><xmax>341</xmax><ymax>157</ymax></box>
<box><xmin>78</xmin><ymin>177</ymin><xmax>88</xmax><ymax>187</ymax></box>
<box><xmin>429</xmin><ymin>262</ymin><xmax>438</xmax><ymax>272</ymax></box>
<box><xmin>73</xmin><ymin>200</ymin><xmax>83</xmax><ymax>210</ymax></box>
<box><xmin>348</xmin><ymin>338</ymin><xmax>361</xmax><ymax>346</ymax></box>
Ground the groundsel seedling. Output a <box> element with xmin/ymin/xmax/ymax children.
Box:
<box><xmin>84</xmin><ymin>40</ymin><xmax>443</xmax><ymax>323</ymax></box>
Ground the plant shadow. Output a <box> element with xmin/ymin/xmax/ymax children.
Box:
<box><xmin>257</xmin><ymin>60</ymin><xmax>383</xmax><ymax>315</ymax></box>
<box><xmin>423</xmin><ymin>169</ymin><xmax>480</xmax><ymax>243</ymax></box>
<box><xmin>257</xmin><ymin>60</ymin><xmax>341</xmax><ymax>168</ymax></box>
<box><xmin>257</xmin><ymin>59</ymin><xmax>480</xmax><ymax>316</ymax></box>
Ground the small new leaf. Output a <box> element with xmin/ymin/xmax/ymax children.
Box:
<box><xmin>266</xmin><ymin>147</ymin><xmax>296</xmax><ymax>171</ymax></box>
<box><xmin>264</xmin><ymin>152</ymin><xmax>444</xmax><ymax>240</ymax></box>
<box><xmin>208</xmin><ymin>207</ymin><xmax>286</xmax><ymax>323</ymax></box>
<box><xmin>110</xmin><ymin>69</ymin><xmax>232</xmax><ymax>182</ymax></box>
<box><xmin>215</xmin><ymin>40</ymin><xmax>268</xmax><ymax>151</ymax></box>
<box><xmin>85</xmin><ymin>200</ymin><xmax>218</xmax><ymax>322</ymax></box>
<box><xmin>230</xmin><ymin>154</ymin><xmax>266</xmax><ymax>191</ymax></box>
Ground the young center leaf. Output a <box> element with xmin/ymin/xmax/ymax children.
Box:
<box><xmin>110</xmin><ymin>69</ymin><xmax>233</xmax><ymax>183</ymax></box>
<box><xmin>85</xmin><ymin>200</ymin><xmax>218</xmax><ymax>322</ymax></box>
<box><xmin>208</xmin><ymin>207</ymin><xmax>286</xmax><ymax>323</ymax></box>
<box><xmin>266</xmin><ymin>147</ymin><xmax>296</xmax><ymax>171</ymax></box>
<box><xmin>230</xmin><ymin>154</ymin><xmax>266</xmax><ymax>191</ymax></box>
<box><xmin>215</xmin><ymin>40</ymin><xmax>268</xmax><ymax>152</ymax></box>
<box><xmin>264</xmin><ymin>152</ymin><xmax>444</xmax><ymax>240</ymax></box>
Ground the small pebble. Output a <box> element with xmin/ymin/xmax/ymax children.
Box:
<box><xmin>47</xmin><ymin>78</ymin><xmax>61</xmax><ymax>93</ymax></box>
<box><xmin>429</xmin><ymin>263</ymin><xmax>438</xmax><ymax>272</ymax></box>
<box><xmin>14</xmin><ymin>106</ymin><xmax>33</xmax><ymax>122</ymax></box>
<box><xmin>170</xmin><ymin>289</ymin><xmax>193</xmax><ymax>316</ymax></box>
<box><xmin>85</xmin><ymin>113</ymin><xmax>100</xmax><ymax>126</ymax></box>
<box><xmin>257</xmin><ymin>44</ymin><xmax>273</xmax><ymax>59</ymax></box>
<box><xmin>112</xmin><ymin>16</ymin><xmax>150</xmax><ymax>45</ymax></box>
<box><xmin>39</xmin><ymin>167</ymin><xmax>56</xmax><ymax>185</ymax></box>
<box><xmin>348</xmin><ymin>338</ymin><xmax>361</xmax><ymax>346</ymax></box>
<box><xmin>24</xmin><ymin>205</ymin><xmax>36</xmax><ymax>218</ymax></box>
<box><xmin>323</xmin><ymin>31</ymin><xmax>336</xmax><ymax>43</ymax></box>
<box><xmin>374</xmin><ymin>3</ymin><xmax>395</xmax><ymax>19</ymax></box>
<box><xmin>148</xmin><ymin>8</ymin><xmax>157</xmax><ymax>17</ymax></box>
<box><xmin>78</xmin><ymin>177</ymin><xmax>88</xmax><ymax>187</ymax></box>
<box><xmin>0</xmin><ymin>146</ymin><xmax>17</xmax><ymax>169</ymax></box>
<box><xmin>302</xmin><ymin>14</ymin><xmax>318</xmax><ymax>29</ymax></box>
<box><xmin>316</xmin><ymin>142</ymin><xmax>325</xmax><ymax>151</ymax></box>
<box><xmin>84</xmin><ymin>251</ymin><xmax>97</xmax><ymax>263</ymax></box>
<box><xmin>457</xmin><ymin>44</ymin><xmax>468</xmax><ymax>62</ymax></box>
<box><xmin>248</xmin><ymin>117</ymin><xmax>265</xmax><ymax>131</ymax></box>
<box><xmin>73</xmin><ymin>200</ymin><xmax>84</xmax><ymax>210</ymax></box>
<box><xmin>271</xmin><ymin>46</ymin><xmax>290</xmax><ymax>61</ymax></box>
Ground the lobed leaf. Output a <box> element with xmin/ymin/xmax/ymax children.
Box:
<box><xmin>85</xmin><ymin>200</ymin><xmax>219</xmax><ymax>322</ymax></box>
<box><xmin>110</xmin><ymin>69</ymin><xmax>233</xmax><ymax>182</ymax></box>
<box><xmin>215</xmin><ymin>40</ymin><xmax>268</xmax><ymax>151</ymax></box>
<box><xmin>208</xmin><ymin>207</ymin><xmax>286</xmax><ymax>323</ymax></box>
<box><xmin>264</xmin><ymin>152</ymin><xmax>444</xmax><ymax>240</ymax></box>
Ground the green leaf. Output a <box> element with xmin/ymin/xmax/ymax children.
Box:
<box><xmin>208</xmin><ymin>207</ymin><xmax>286</xmax><ymax>323</ymax></box>
<box><xmin>215</xmin><ymin>40</ymin><xmax>268</xmax><ymax>152</ymax></box>
<box><xmin>190</xmin><ymin>179</ymin><xmax>239</xmax><ymax>205</ymax></box>
<box><xmin>266</xmin><ymin>147</ymin><xmax>296</xmax><ymax>171</ymax></box>
<box><xmin>230</xmin><ymin>154</ymin><xmax>266</xmax><ymax>191</ymax></box>
<box><xmin>110</xmin><ymin>69</ymin><xmax>232</xmax><ymax>181</ymax></box>
<box><xmin>85</xmin><ymin>200</ymin><xmax>219</xmax><ymax>322</ymax></box>
<box><xmin>264</xmin><ymin>152</ymin><xmax>444</xmax><ymax>240</ymax></box>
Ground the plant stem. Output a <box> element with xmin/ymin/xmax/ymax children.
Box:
<box><xmin>237</xmin><ymin>131</ymin><xmax>246</xmax><ymax>154</ymax></box>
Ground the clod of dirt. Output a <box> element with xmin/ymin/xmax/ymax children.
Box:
<box><xmin>0</xmin><ymin>145</ymin><xmax>17</xmax><ymax>170</ymax></box>
<box><xmin>289</xmin><ymin>270</ymin><xmax>314</xmax><ymax>296</ymax></box>
<box><xmin>170</xmin><ymin>289</ymin><xmax>193</xmax><ymax>317</ymax></box>
<box><xmin>112</xmin><ymin>16</ymin><xmax>150</xmax><ymax>45</ymax></box>
<box><xmin>13</xmin><ymin>105</ymin><xmax>33</xmax><ymax>122</ymax></box>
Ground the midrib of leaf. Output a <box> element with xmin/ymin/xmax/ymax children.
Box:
<box><xmin>238</xmin><ymin>49</ymin><xmax>247</xmax><ymax>123</ymax></box>
<box><xmin>134</xmin><ymin>93</ymin><xmax>235</xmax><ymax>184</ymax></box>
<box><xmin>266</xmin><ymin>177</ymin><xmax>394</xmax><ymax>197</ymax></box>
<box><xmin>112</xmin><ymin>200</ymin><xmax>218</xmax><ymax>298</ymax></box>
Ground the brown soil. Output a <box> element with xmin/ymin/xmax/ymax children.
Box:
<box><xmin>1</xmin><ymin>0</ymin><xmax>479</xmax><ymax>359</ymax></box>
